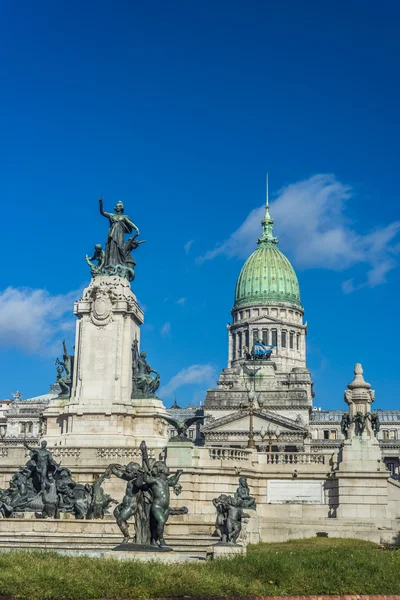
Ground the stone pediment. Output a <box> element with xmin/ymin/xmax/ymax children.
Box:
<box><xmin>203</xmin><ymin>409</ymin><xmax>307</xmax><ymax>434</ymax></box>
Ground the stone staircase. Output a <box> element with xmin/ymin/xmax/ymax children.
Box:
<box><xmin>0</xmin><ymin>522</ymin><xmax>218</xmax><ymax>560</ymax></box>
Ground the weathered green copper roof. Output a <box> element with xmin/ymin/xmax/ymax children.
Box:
<box><xmin>234</xmin><ymin>202</ymin><xmax>302</xmax><ymax>309</ymax></box>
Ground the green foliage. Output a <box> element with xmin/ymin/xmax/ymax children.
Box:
<box><xmin>0</xmin><ymin>538</ymin><xmax>399</xmax><ymax>600</ymax></box>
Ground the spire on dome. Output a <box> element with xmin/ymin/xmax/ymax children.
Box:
<box><xmin>257</xmin><ymin>173</ymin><xmax>278</xmax><ymax>245</ymax></box>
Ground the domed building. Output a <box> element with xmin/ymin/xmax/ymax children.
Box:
<box><xmin>203</xmin><ymin>199</ymin><xmax>315</xmax><ymax>451</ymax></box>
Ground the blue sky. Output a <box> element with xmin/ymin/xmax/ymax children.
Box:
<box><xmin>0</xmin><ymin>1</ymin><xmax>399</xmax><ymax>410</ymax></box>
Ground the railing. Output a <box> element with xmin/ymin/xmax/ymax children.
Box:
<box><xmin>263</xmin><ymin>452</ymin><xmax>325</xmax><ymax>465</ymax></box>
<box><xmin>208</xmin><ymin>448</ymin><xmax>252</xmax><ymax>461</ymax></box>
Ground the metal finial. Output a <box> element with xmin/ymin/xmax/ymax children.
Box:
<box><xmin>265</xmin><ymin>172</ymin><xmax>269</xmax><ymax>207</ymax></box>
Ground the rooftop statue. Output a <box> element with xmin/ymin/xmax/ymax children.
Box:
<box><xmin>85</xmin><ymin>198</ymin><xmax>145</xmax><ymax>282</ymax></box>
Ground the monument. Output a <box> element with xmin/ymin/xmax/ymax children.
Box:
<box><xmin>43</xmin><ymin>198</ymin><xmax>168</xmax><ymax>448</ymax></box>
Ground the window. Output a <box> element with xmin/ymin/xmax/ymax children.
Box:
<box><xmin>387</xmin><ymin>462</ymin><xmax>395</xmax><ymax>474</ymax></box>
<box><xmin>20</xmin><ymin>423</ymin><xmax>26</xmax><ymax>435</ymax></box>
<box><xmin>237</xmin><ymin>332</ymin><xmax>242</xmax><ymax>357</ymax></box>
<box><xmin>245</xmin><ymin>310</ymin><xmax>250</xmax><ymax>319</ymax></box>
<box><xmin>281</xmin><ymin>330</ymin><xmax>287</xmax><ymax>348</ymax></box>
<box><xmin>390</xmin><ymin>430</ymin><xmax>397</xmax><ymax>440</ymax></box>
<box><xmin>383</xmin><ymin>430</ymin><xmax>389</xmax><ymax>440</ymax></box>
<box><xmin>296</xmin><ymin>333</ymin><xmax>300</xmax><ymax>350</ymax></box>
<box><xmin>253</xmin><ymin>329</ymin><xmax>259</xmax><ymax>344</ymax></box>
<box><xmin>253</xmin><ymin>309</ymin><xmax>259</xmax><ymax>317</ymax></box>
<box><xmin>189</xmin><ymin>429</ymin><xmax>194</xmax><ymax>439</ymax></box>
<box><xmin>262</xmin><ymin>329</ymin><xmax>268</xmax><ymax>345</ymax></box>
<box><xmin>329</xmin><ymin>430</ymin><xmax>337</xmax><ymax>440</ymax></box>
<box><xmin>232</xmin><ymin>333</ymin><xmax>236</xmax><ymax>359</ymax></box>
<box><xmin>271</xmin><ymin>329</ymin><xmax>277</xmax><ymax>346</ymax></box>
<box><xmin>27</xmin><ymin>422</ymin><xmax>33</xmax><ymax>434</ymax></box>
<box><xmin>245</xmin><ymin>330</ymin><xmax>249</xmax><ymax>348</ymax></box>
<box><xmin>323</xmin><ymin>430</ymin><xmax>330</xmax><ymax>440</ymax></box>
<box><xmin>289</xmin><ymin>332</ymin><xmax>294</xmax><ymax>349</ymax></box>
<box><xmin>239</xmin><ymin>312</ymin><xmax>243</xmax><ymax>320</ymax></box>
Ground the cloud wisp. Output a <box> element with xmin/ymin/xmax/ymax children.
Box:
<box><xmin>159</xmin><ymin>363</ymin><xmax>216</xmax><ymax>399</ymax></box>
<box><xmin>0</xmin><ymin>286</ymin><xmax>77</xmax><ymax>354</ymax></box>
<box><xmin>160</xmin><ymin>321</ymin><xmax>171</xmax><ymax>337</ymax></box>
<box><xmin>197</xmin><ymin>174</ymin><xmax>400</xmax><ymax>291</ymax></box>
<box><xmin>184</xmin><ymin>240</ymin><xmax>194</xmax><ymax>254</ymax></box>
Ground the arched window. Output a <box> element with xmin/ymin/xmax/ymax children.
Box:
<box><xmin>289</xmin><ymin>332</ymin><xmax>294</xmax><ymax>349</ymax></box>
<box><xmin>296</xmin><ymin>333</ymin><xmax>300</xmax><ymax>350</ymax></box>
<box><xmin>281</xmin><ymin>330</ymin><xmax>287</xmax><ymax>348</ymax></box>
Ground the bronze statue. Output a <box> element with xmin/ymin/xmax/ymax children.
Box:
<box><xmin>141</xmin><ymin>456</ymin><xmax>183</xmax><ymax>548</ymax></box>
<box><xmin>56</xmin><ymin>340</ymin><xmax>74</xmax><ymax>399</ymax></box>
<box><xmin>85</xmin><ymin>244</ymin><xmax>106</xmax><ymax>276</ymax></box>
<box><xmin>353</xmin><ymin>411</ymin><xmax>366</xmax><ymax>436</ymax></box>
<box><xmin>340</xmin><ymin>413</ymin><xmax>351</xmax><ymax>438</ymax></box>
<box><xmin>23</xmin><ymin>440</ymin><xmax>59</xmax><ymax>490</ymax></box>
<box><xmin>158</xmin><ymin>414</ymin><xmax>203</xmax><ymax>441</ymax></box>
<box><xmin>99</xmin><ymin>198</ymin><xmax>139</xmax><ymax>268</ymax></box>
<box><xmin>86</xmin><ymin>471</ymin><xmax>116</xmax><ymax>520</ymax></box>
<box><xmin>42</xmin><ymin>472</ymin><xmax>58</xmax><ymax>518</ymax></box>
<box><xmin>235</xmin><ymin>476</ymin><xmax>256</xmax><ymax>509</ymax></box>
<box><xmin>225</xmin><ymin>497</ymin><xmax>250</xmax><ymax>544</ymax></box>
<box><xmin>132</xmin><ymin>342</ymin><xmax>160</xmax><ymax>398</ymax></box>
<box><xmin>109</xmin><ymin>462</ymin><xmax>150</xmax><ymax>544</ymax></box>
<box><xmin>212</xmin><ymin>493</ymin><xmax>250</xmax><ymax>544</ymax></box>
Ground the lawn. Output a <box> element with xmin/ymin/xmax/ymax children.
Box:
<box><xmin>0</xmin><ymin>538</ymin><xmax>399</xmax><ymax>600</ymax></box>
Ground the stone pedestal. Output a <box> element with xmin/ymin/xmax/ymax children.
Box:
<box><xmin>337</xmin><ymin>364</ymin><xmax>389</xmax><ymax>522</ymax></box>
<box><xmin>43</xmin><ymin>276</ymin><xmax>168</xmax><ymax>449</ymax></box>
<box><xmin>336</xmin><ymin>436</ymin><xmax>388</xmax><ymax>520</ymax></box>
<box><xmin>240</xmin><ymin>509</ymin><xmax>260</xmax><ymax>545</ymax></box>
<box><xmin>166</xmin><ymin>439</ymin><xmax>195</xmax><ymax>468</ymax></box>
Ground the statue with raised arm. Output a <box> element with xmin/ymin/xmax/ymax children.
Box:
<box><xmin>140</xmin><ymin>440</ymin><xmax>183</xmax><ymax>548</ymax></box>
<box><xmin>56</xmin><ymin>340</ymin><xmax>74</xmax><ymax>399</ymax></box>
<box><xmin>132</xmin><ymin>347</ymin><xmax>160</xmax><ymax>398</ymax></box>
<box><xmin>109</xmin><ymin>461</ymin><xmax>150</xmax><ymax>544</ymax></box>
<box><xmin>23</xmin><ymin>440</ymin><xmax>59</xmax><ymax>491</ymax></box>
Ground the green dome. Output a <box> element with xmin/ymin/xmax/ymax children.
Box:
<box><xmin>234</xmin><ymin>205</ymin><xmax>302</xmax><ymax>309</ymax></box>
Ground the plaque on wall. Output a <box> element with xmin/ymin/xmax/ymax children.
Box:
<box><xmin>267</xmin><ymin>480</ymin><xmax>324</xmax><ymax>504</ymax></box>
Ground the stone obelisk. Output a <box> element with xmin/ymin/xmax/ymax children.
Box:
<box><xmin>43</xmin><ymin>198</ymin><xmax>168</xmax><ymax>448</ymax></box>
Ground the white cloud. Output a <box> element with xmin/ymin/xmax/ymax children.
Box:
<box><xmin>0</xmin><ymin>287</ymin><xmax>77</xmax><ymax>354</ymax></box>
<box><xmin>160</xmin><ymin>321</ymin><xmax>171</xmax><ymax>337</ymax></box>
<box><xmin>184</xmin><ymin>240</ymin><xmax>194</xmax><ymax>254</ymax></box>
<box><xmin>176</xmin><ymin>297</ymin><xmax>186</xmax><ymax>306</ymax></box>
<box><xmin>159</xmin><ymin>363</ymin><xmax>216</xmax><ymax>399</ymax></box>
<box><xmin>198</xmin><ymin>174</ymin><xmax>400</xmax><ymax>290</ymax></box>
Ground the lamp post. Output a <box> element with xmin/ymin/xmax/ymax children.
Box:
<box><xmin>260</xmin><ymin>423</ymin><xmax>281</xmax><ymax>452</ymax></box>
<box><xmin>240</xmin><ymin>362</ymin><xmax>262</xmax><ymax>450</ymax></box>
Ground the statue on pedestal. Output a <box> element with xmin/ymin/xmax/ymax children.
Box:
<box><xmin>85</xmin><ymin>198</ymin><xmax>145</xmax><ymax>282</ymax></box>
<box><xmin>340</xmin><ymin>413</ymin><xmax>351</xmax><ymax>438</ymax></box>
<box><xmin>353</xmin><ymin>411</ymin><xmax>366</xmax><ymax>436</ymax></box>
<box><xmin>131</xmin><ymin>341</ymin><xmax>160</xmax><ymax>398</ymax></box>
<box><xmin>158</xmin><ymin>414</ymin><xmax>203</xmax><ymax>441</ymax></box>
<box><xmin>234</xmin><ymin>476</ymin><xmax>256</xmax><ymax>509</ymax></box>
<box><xmin>212</xmin><ymin>493</ymin><xmax>250</xmax><ymax>544</ymax></box>
<box><xmin>23</xmin><ymin>440</ymin><xmax>60</xmax><ymax>491</ymax></box>
<box><xmin>108</xmin><ymin>440</ymin><xmax>184</xmax><ymax>549</ymax></box>
<box><xmin>55</xmin><ymin>340</ymin><xmax>74</xmax><ymax>399</ymax></box>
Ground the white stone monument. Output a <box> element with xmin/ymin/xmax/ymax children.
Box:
<box><xmin>336</xmin><ymin>364</ymin><xmax>388</xmax><ymax>521</ymax></box>
<box><xmin>44</xmin><ymin>259</ymin><xmax>168</xmax><ymax>447</ymax></box>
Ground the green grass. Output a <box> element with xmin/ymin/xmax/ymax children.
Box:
<box><xmin>0</xmin><ymin>538</ymin><xmax>399</xmax><ymax>600</ymax></box>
